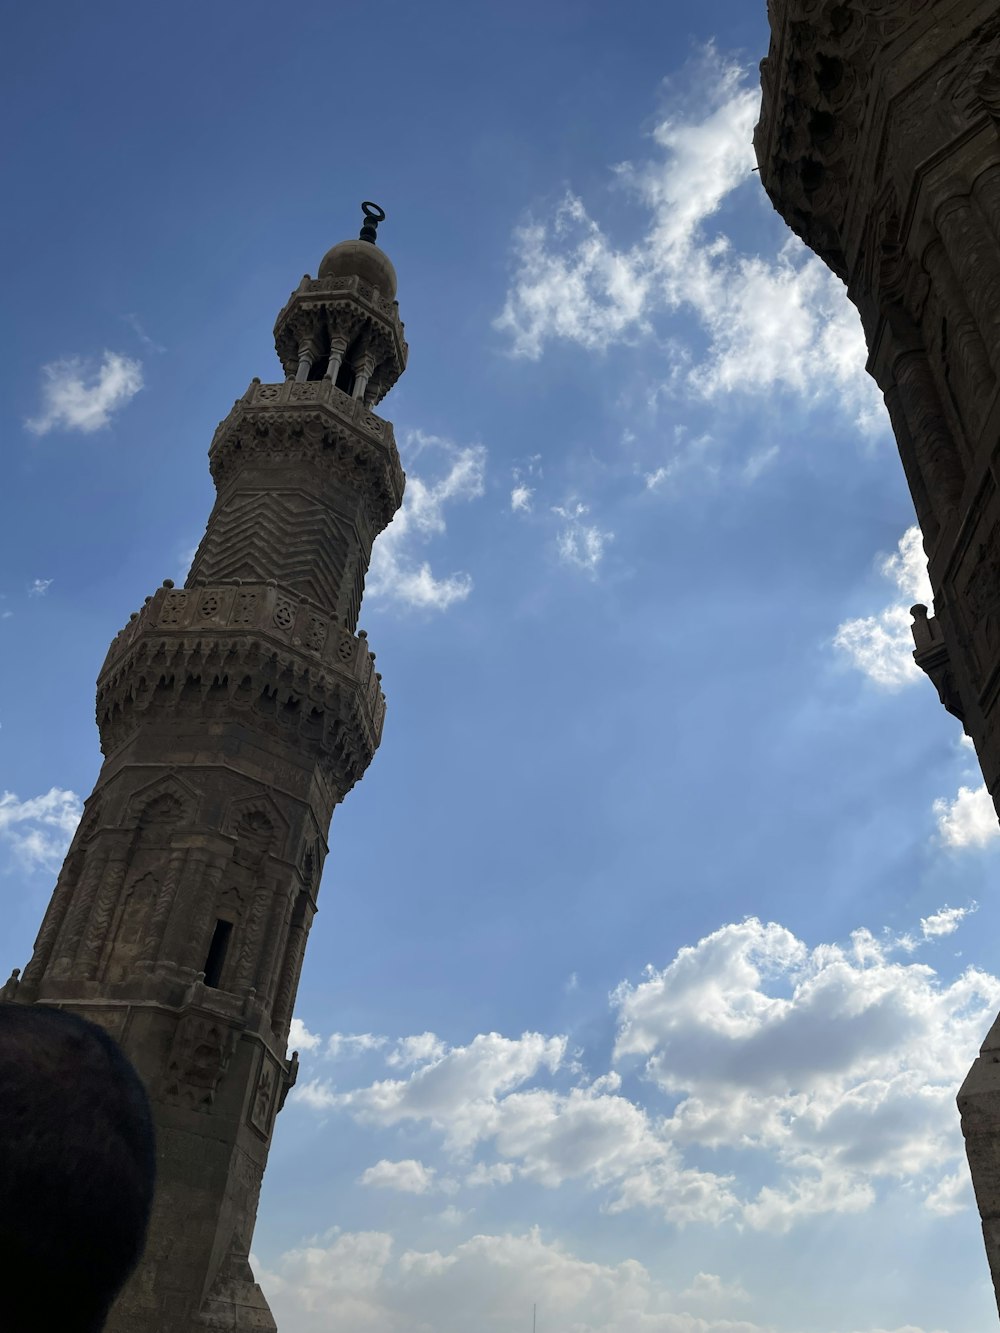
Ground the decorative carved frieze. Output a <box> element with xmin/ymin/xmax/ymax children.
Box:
<box><xmin>95</xmin><ymin>613</ymin><xmax>385</xmax><ymax>792</ymax></box>
<box><xmin>204</xmin><ymin>379</ymin><xmax>404</xmax><ymax>535</ymax></box>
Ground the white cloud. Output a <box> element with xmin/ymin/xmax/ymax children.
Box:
<box><xmin>327</xmin><ymin>1032</ymin><xmax>388</xmax><ymax>1060</ymax></box>
<box><xmin>25</xmin><ymin>351</ymin><xmax>143</xmax><ymax>436</ymax></box>
<box><xmin>495</xmin><ymin>47</ymin><xmax>883</xmax><ymax>435</ymax></box>
<box><xmin>367</xmin><ymin>431</ymin><xmax>486</xmax><ymax>612</ymax></box>
<box><xmin>553</xmin><ymin>503</ymin><xmax>613</xmax><ymax>575</ymax></box>
<box><xmin>834</xmin><ymin>528</ymin><xmax>929</xmax><ymax>689</ymax></box>
<box><xmin>0</xmin><ymin>788</ymin><xmax>82</xmax><ymax>873</ymax></box>
<box><xmin>933</xmin><ymin>785</ymin><xmax>1000</xmax><ymax>849</ymax></box>
<box><xmin>920</xmin><ymin>904</ymin><xmax>976</xmax><ymax>938</ymax></box>
<box><xmin>288</xmin><ymin>1017</ymin><xmax>323</xmax><ymax>1054</ymax></box>
<box><xmin>386</xmin><ymin>1033</ymin><xmax>448</xmax><ymax>1068</ymax></box>
<box><xmin>880</xmin><ymin>526</ymin><xmax>933</xmax><ymax>608</ymax></box>
<box><xmin>28</xmin><ymin>579</ymin><xmax>52</xmax><ymax>597</ymax></box>
<box><xmin>292</xmin><ymin>910</ymin><xmax>997</xmax><ymax>1233</ymax></box>
<box><xmin>613</xmin><ymin>916</ymin><xmax>1000</xmax><ymax>1230</ymax></box>
<box><xmin>296</xmin><ymin>1029</ymin><xmax>736</xmax><ymax>1226</ymax></box>
<box><xmin>359</xmin><ymin>1159</ymin><xmax>437</xmax><ymax>1195</ymax></box>
<box><xmin>259</xmin><ymin>1225</ymin><xmax>772</xmax><ymax>1333</ymax></box>
<box><xmin>315</xmin><ymin>1032</ymin><xmax>566</xmax><ymax>1149</ymax></box>
<box><xmin>510</xmin><ymin>485</ymin><xmax>533</xmax><ymax>513</ymax></box>
<box><xmin>680</xmin><ymin>1272</ymin><xmax>749</xmax><ymax>1310</ymax></box>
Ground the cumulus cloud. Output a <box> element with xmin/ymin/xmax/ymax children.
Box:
<box><xmin>613</xmin><ymin>916</ymin><xmax>995</xmax><ymax>1230</ymax></box>
<box><xmin>553</xmin><ymin>503</ymin><xmax>613</xmax><ymax>575</ymax></box>
<box><xmin>680</xmin><ymin>1272</ymin><xmax>749</xmax><ymax>1310</ymax></box>
<box><xmin>25</xmin><ymin>352</ymin><xmax>143</xmax><ymax>436</ymax></box>
<box><xmin>921</xmin><ymin>904</ymin><xmax>976</xmax><ymax>938</ymax></box>
<box><xmin>495</xmin><ymin>47</ymin><xmax>883</xmax><ymax>436</ymax></box>
<box><xmin>294</xmin><ymin>1030</ymin><xmax>733</xmax><ymax>1224</ymax></box>
<box><xmin>834</xmin><ymin>527</ymin><xmax>930</xmax><ymax>689</ymax></box>
<box><xmin>0</xmin><ymin>788</ymin><xmax>82</xmax><ymax>873</ymax></box>
<box><xmin>359</xmin><ymin>1159</ymin><xmax>438</xmax><ymax>1195</ymax></box>
<box><xmin>367</xmin><ymin>431</ymin><xmax>486</xmax><ymax>612</ymax></box>
<box><xmin>292</xmin><ymin>908</ymin><xmax>990</xmax><ymax>1233</ymax></box>
<box><xmin>288</xmin><ymin>1017</ymin><xmax>323</xmax><ymax>1054</ymax></box>
<box><xmin>258</xmin><ymin>1225</ymin><xmax>955</xmax><ymax>1333</ymax></box>
<box><xmin>933</xmin><ymin>785</ymin><xmax>1000</xmax><ymax>849</ymax></box>
<box><xmin>259</xmin><ymin>1225</ymin><xmax>771</xmax><ymax>1333</ymax></box>
<box><xmin>386</xmin><ymin>1032</ymin><xmax>448</xmax><ymax>1068</ymax></box>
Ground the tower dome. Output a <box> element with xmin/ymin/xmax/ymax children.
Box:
<box><xmin>318</xmin><ymin>202</ymin><xmax>397</xmax><ymax>298</ymax></box>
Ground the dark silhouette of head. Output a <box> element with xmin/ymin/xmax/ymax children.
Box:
<box><xmin>0</xmin><ymin>1004</ymin><xmax>156</xmax><ymax>1333</ymax></box>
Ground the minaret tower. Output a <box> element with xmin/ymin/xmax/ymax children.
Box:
<box><xmin>7</xmin><ymin>203</ymin><xmax>406</xmax><ymax>1330</ymax></box>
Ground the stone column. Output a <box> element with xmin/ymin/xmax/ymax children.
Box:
<box><xmin>325</xmin><ymin>335</ymin><xmax>349</xmax><ymax>385</ymax></box>
<box><xmin>294</xmin><ymin>341</ymin><xmax>315</xmax><ymax>382</ymax></box>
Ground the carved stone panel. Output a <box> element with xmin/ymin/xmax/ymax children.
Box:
<box><xmin>162</xmin><ymin>1014</ymin><xmax>239</xmax><ymax>1112</ymax></box>
<box><xmin>248</xmin><ymin>1053</ymin><xmax>276</xmax><ymax>1137</ymax></box>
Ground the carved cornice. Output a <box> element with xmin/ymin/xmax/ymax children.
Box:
<box><xmin>97</xmin><ymin>582</ymin><xmax>386</xmax><ymax>791</ymax></box>
<box><xmin>208</xmin><ymin>380</ymin><xmax>405</xmax><ymax>533</ymax></box>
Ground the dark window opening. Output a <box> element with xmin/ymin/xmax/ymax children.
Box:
<box><xmin>307</xmin><ymin>356</ymin><xmax>329</xmax><ymax>381</ymax></box>
<box><xmin>335</xmin><ymin>362</ymin><xmax>355</xmax><ymax>396</ymax></box>
<box><xmin>203</xmin><ymin>918</ymin><xmax>233</xmax><ymax>988</ymax></box>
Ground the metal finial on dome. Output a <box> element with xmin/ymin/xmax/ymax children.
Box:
<box><xmin>359</xmin><ymin>201</ymin><xmax>386</xmax><ymax>244</ymax></box>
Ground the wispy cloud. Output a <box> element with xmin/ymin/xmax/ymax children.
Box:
<box><xmin>28</xmin><ymin>579</ymin><xmax>53</xmax><ymax>597</ymax></box>
<box><xmin>495</xmin><ymin>45</ymin><xmax>883</xmax><ymax>436</ymax></box>
<box><xmin>26</xmin><ymin>352</ymin><xmax>143</xmax><ymax>436</ymax></box>
<box><xmin>834</xmin><ymin>527</ymin><xmax>931</xmax><ymax>688</ymax></box>
<box><xmin>122</xmin><ymin>313</ymin><xmax>166</xmax><ymax>354</ymax></box>
<box><xmin>0</xmin><ymin>788</ymin><xmax>82</xmax><ymax>873</ymax></box>
<box><xmin>553</xmin><ymin>502</ymin><xmax>613</xmax><ymax>575</ymax></box>
<box><xmin>367</xmin><ymin>431</ymin><xmax>486</xmax><ymax>612</ymax></box>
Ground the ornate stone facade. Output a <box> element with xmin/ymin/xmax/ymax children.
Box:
<box><xmin>756</xmin><ymin>0</ymin><xmax>1000</xmax><ymax>1309</ymax></box>
<box><xmin>6</xmin><ymin>208</ymin><xmax>406</xmax><ymax>1330</ymax></box>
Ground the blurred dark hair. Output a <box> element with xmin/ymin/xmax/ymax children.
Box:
<box><xmin>0</xmin><ymin>1003</ymin><xmax>156</xmax><ymax>1333</ymax></box>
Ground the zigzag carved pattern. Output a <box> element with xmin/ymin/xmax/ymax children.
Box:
<box><xmin>190</xmin><ymin>491</ymin><xmax>361</xmax><ymax>612</ymax></box>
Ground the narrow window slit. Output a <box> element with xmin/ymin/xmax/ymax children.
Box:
<box><xmin>203</xmin><ymin>919</ymin><xmax>233</xmax><ymax>988</ymax></box>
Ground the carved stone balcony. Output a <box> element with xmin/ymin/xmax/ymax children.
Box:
<box><xmin>273</xmin><ymin>271</ymin><xmax>408</xmax><ymax>377</ymax></box>
<box><xmin>206</xmin><ymin>379</ymin><xmax>405</xmax><ymax>533</ymax></box>
<box><xmin>96</xmin><ymin>580</ymin><xmax>386</xmax><ymax>789</ymax></box>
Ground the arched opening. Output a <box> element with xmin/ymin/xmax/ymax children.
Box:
<box><xmin>335</xmin><ymin>360</ymin><xmax>356</xmax><ymax>396</ymax></box>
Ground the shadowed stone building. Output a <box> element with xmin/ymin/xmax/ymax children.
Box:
<box><xmin>755</xmin><ymin>0</ymin><xmax>1000</xmax><ymax>1312</ymax></box>
<box><xmin>3</xmin><ymin>205</ymin><xmax>406</xmax><ymax>1330</ymax></box>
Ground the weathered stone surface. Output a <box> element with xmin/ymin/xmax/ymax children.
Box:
<box><xmin>10</xmin><ymin>212</ymin><xmax>406</xmax><ymax>1331</ymax></box>
<box><xmin>757</xmin><ymin>0</ymin><xmax>1000</xmax><ymax>1309</ymax></box>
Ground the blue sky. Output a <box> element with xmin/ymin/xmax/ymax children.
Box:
<box><xmin>4</xmin><ymin>3</ymin><xmax>1000</xmax><ymax>1330</ymax></box>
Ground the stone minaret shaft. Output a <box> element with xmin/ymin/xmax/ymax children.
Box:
<box><xmin>9</xmin><ymin>207</ymin><xmax>406</xmax><ymax>1331</ymax></box>
<box><xmin>755</xmin><ymin>0</ymin><xmax>1000</xmax><ymax>1311</ymax></box>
